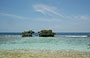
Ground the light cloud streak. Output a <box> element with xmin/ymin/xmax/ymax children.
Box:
<box><xmin>33</xmin><ymin>4</ymin><xmax>90</xmax><ymax>21</ymax></box>
<box><xmin>73</xmin><ymin>15</ymin><xmax>90</xmax><ymax>20</ymax></box>
<box><xmin>0</xmin><ymin>13</ymin><xmax>27</xmax><ymax>19</ymax></box>
<box><xmin>33</xmin><ymin>4</ymin><xmax>64</xmax><ymax>17</ymax></box>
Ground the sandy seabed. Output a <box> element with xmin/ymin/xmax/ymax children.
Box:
<box><xmin>0</xmin><ymin>50</ymin><xmax>90</xmax><ymax>58</ymax></box>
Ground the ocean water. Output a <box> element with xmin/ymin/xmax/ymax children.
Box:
<box><xmin>0</xmin><ymin>33</ymin><xmax>90</xmax><ymax>52</ymax></box>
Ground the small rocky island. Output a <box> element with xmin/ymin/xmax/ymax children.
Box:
<box><xmin>22</xmin><ymin>30</ymin><xmax>34</xmax><ymax>37</ymax></box>
<box><xmin>22</xmin><ymin>30</ymin><xmax>55</xmax><ymax>37</ymax></box>
<box><xmin>38</xmin><ymin>30</ymin><xmax>56</xmax><ymax>37</ymax></box>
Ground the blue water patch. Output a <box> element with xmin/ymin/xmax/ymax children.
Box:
<box><xmin>56</xmin><ymin>32</ymin><xmax>90</xmax><ymax>35</ymax></box>
<box><xmin>0</xmin><ymin>36</ymin><xmax>90</xmax><ymax>51</ymax></box>
<box><xmin>0</xmin><ymin>32</ymin><xmax>90</xmax><ymax>36</ymax></box>
<box><xmin>0</xmin><ymin>32</ymin><xmax>90</xmax><ymax>51</ymax></box>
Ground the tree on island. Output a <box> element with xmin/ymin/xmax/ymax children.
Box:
<box><xmin>22</xmin><ymin>30</ymin><xmax>34</xmax><ymax>37</ymax></box>
<box><xmin>38</xmin><ymin>30</ymin><xmax>56</xmax><ymax>37</ymax></box>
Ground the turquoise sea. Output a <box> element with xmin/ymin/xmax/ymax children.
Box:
<box><xmin>0</xmin><ymin>33</ymin><xmax>90</xmax><ymax>52</ymax></box>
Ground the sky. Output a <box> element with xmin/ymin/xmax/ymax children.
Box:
<box><xmin>0</xmin><ymin>0</ymin><xmax>90</xmax><ymax>32</ymax></box>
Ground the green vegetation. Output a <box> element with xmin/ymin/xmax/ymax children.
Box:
<box><xmin>22</xmin><ymin>30</ymin><xmax>34</xmax><ymax>37</ymax></box>
<box><xmin>88</xmin><ymin>44</ymin><xmax>90</xmax><ymax>46</ymax></box>
<box><xmin>88</xmin><ymin>44</ymin><xmax>90</xmax><ymax>48</ymax></box>
<box><xmin>22</xmin><ymin>30</ymin><xmax>55</xmax><ymax>37</ymax></box>
<box><xmin>38</xmin><ymin>30</ymin><xmax>56</xmax><ymax>37</ymax></box>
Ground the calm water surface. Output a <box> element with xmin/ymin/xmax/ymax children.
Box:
<box><xmin>0</xmin><ymin>34</ymin><xmax>90</xmax><ymax>52</ymax></box>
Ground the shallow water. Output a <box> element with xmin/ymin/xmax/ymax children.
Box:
<box><xmin>0</xmin><ymin>35</ymin><xmax>90</xmax><ymax>52</ymax></box>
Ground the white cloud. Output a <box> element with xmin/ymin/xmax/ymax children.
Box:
<box><xmin>66</xmin><ymin>15</ymin><xmax>90</xmax><ymax>21</ymax></box>
<box><xmin>33</xmin><ymin>4</ymin><xmax>90</xmax><ymax>20</ymax></box>
<box><xmin>33</xmin><ymin>4</ymin><xmax>64</xmax><ymax>17</ymax></box>
<box><xmin>77</xmin><ymin>15</ymin><xmax>90</xmax><ymax>20</ymax></box>
<box><xmin>0</xmin><ymin>13</ymin><xmax>28</xmax><ymax>19</ymax></box>
<box><xmin>69</xmin><ymin>15</ymin><xmax>90</xmax><ymax>21</ymax></box>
